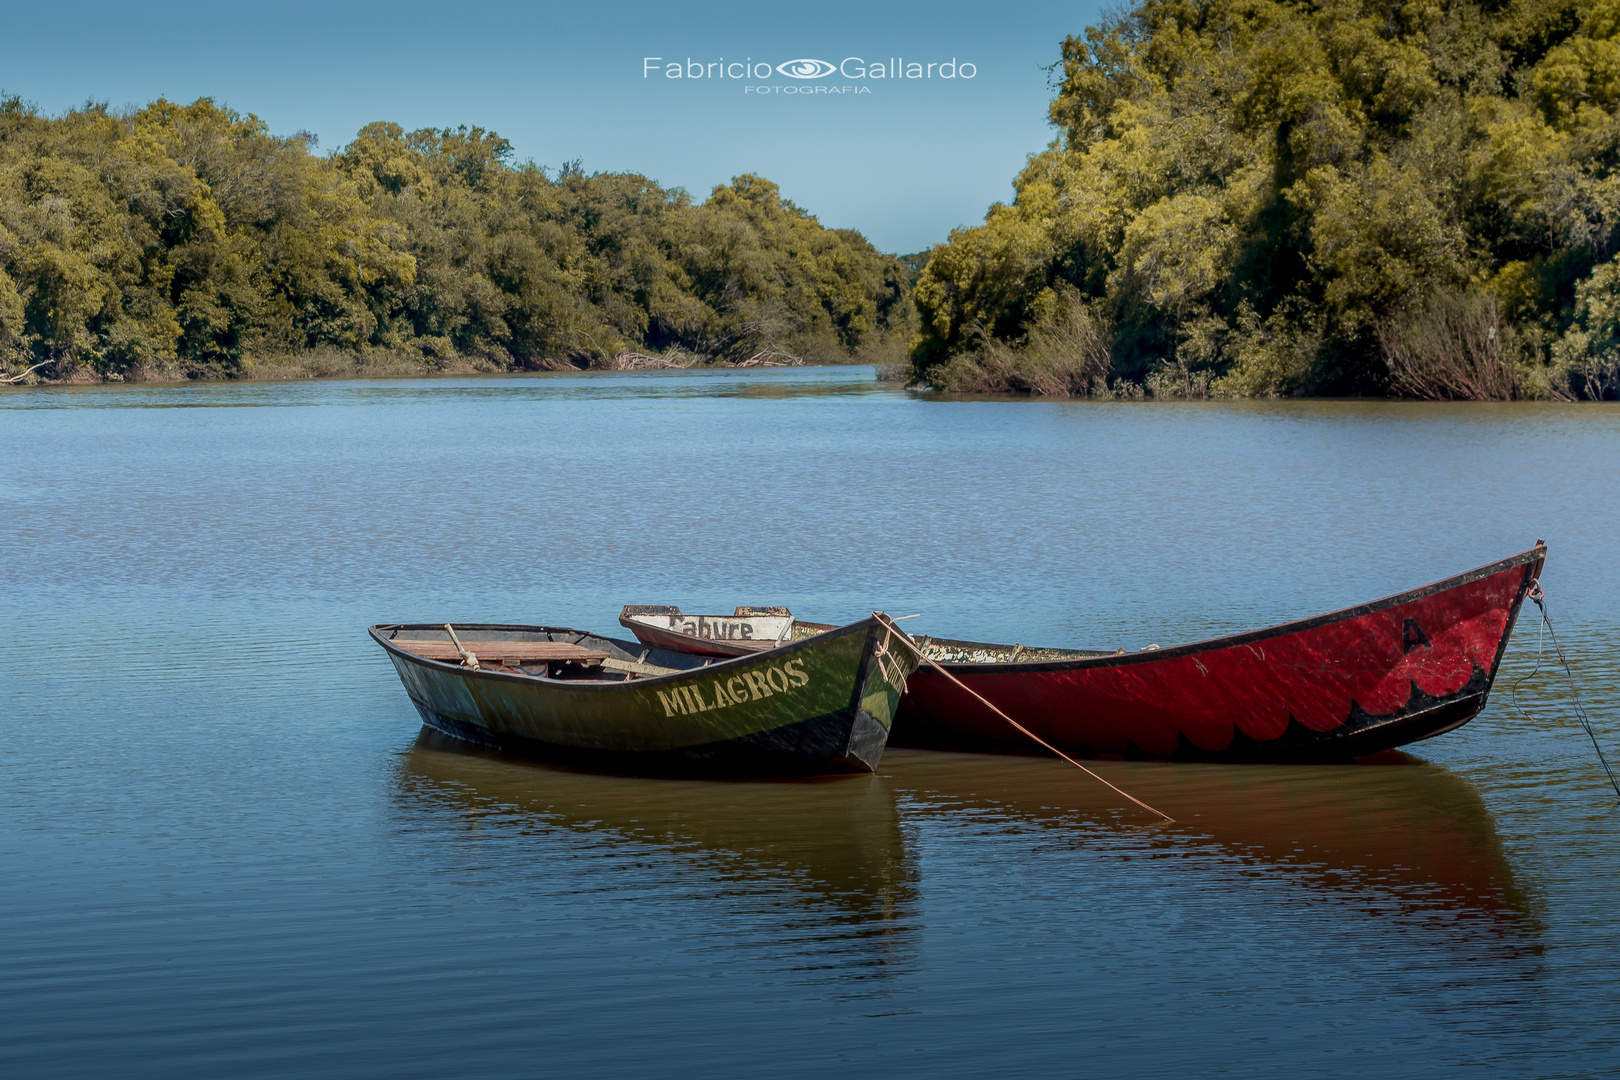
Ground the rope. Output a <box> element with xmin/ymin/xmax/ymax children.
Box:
<box><xmin>1513</xmin><ymin>583</ymin><xmax>1620</xmax><ymax>801</ymax></box>
<box><xmin>873</xmin><ymin>613</ymin><xmax>1175</xmax><ymax>825</ymax></box>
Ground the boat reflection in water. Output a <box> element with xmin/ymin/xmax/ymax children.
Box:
<box><xmin>397</xmin><ymin>729</ymin><xmax>917</xmax><ymax>968</ymax></box>
<box><xmin>883</xmin><ymin>747</ymin><xmax>1536</xmax><ymax>935</ymax></box>
<box><xmin>398</xmin><ymin>731</ymin><xmax>1537</xmax><ymax>986</ymax></box>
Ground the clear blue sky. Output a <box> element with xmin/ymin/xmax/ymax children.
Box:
<box><xmin>1</xmin><ymin>1</ymin><xmax>1104</xmax><ymax>254</ymax></box>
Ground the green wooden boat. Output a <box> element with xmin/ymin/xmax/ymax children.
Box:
<box><xmin>368</xmin><ymin>615</ymin><xmax>918</xmax><ymax>776</ymax></box>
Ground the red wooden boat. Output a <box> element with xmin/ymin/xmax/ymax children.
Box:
<box><xmin>893</xmin><ymin>545</ymin><xmax>1547</xmax><ymax>761</ymax></box>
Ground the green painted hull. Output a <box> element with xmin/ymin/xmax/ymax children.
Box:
<box><xmin>369</xmin><ymin>616</ymin><xmax>917</xmax><ymax>776</ymax></box>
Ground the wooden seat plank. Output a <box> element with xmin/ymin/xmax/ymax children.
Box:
<box><xmin>390</xmin><ymin>639</ymin><xmax>609</xmax><ymax>664</ymax></box>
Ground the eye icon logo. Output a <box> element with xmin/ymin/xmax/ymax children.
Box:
<box><xmin>776</xmin><ymin>58</ymin><xmax>837</xmax><ymax>79</ymax></box>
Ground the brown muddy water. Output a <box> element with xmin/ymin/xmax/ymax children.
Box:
<box><xmin>2</xmin><ymin>368</ymin><xmax>1617</xmax><ymax>1077</ymax></box>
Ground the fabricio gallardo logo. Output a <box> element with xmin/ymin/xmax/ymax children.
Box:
<box><xmin>642</xmin><ymin>55</ymin><xmax>977</xmax><ymax>95</ymax></box>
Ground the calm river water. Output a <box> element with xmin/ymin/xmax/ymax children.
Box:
<box><xmin>3</xmin><ymin>367</ymin><xmax>1618</xmax><ymax>1077</ymax></box>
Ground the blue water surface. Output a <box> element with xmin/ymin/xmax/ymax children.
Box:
<box><xmin>2</xmin><ymin>367</ymin><xmax>1617</xmax><ymax>1078</ymax></box>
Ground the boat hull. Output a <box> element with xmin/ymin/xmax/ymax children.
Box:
<box><xmin>619</xmin><ymin>607</ymin><xmax>835</xmax><ymax>658</ymax></box>
<box><xmin>617</xmin><ymin>619</ymin><xmax>771</xmax><ymax>658</ymax></box>
<box><xmin>893</xmin><ymin>547</ymin><xmax>1546</xmax><ymax>762</ymax></box>
<box><xmin>370</xmin><ymin>617</ymin><xmax>916</xmax><ymax>776</ymax></box>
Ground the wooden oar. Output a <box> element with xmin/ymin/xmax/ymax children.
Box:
<box><xmin>601</xmin><ymin>656</ymin><xmax>680</xmax><ymax>678</ymax></box>
<box><xmin>444</xmin><ymin>624</ymin><xmax>480</xmax><ymax>671</ymax></box>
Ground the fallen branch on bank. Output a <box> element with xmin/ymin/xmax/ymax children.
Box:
<box><xmin>735</xmin><ymin>350</ymin><xmax>806</xmax><ymax>367</ymax></box>
<box><xmin>1</xmin><ymin>361</ymin><xmax>51</xmax><ymax>385</ymax></box>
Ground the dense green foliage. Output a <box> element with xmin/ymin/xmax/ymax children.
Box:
<box><xmin>912</xmin><ymin>0</ymin><xmax>1620</xmax><ymax>398</ymax></box>
<box><xmin>0</xmin><ymin>98</ymin><xmax>910</xmax><ymax>381</ymax></box>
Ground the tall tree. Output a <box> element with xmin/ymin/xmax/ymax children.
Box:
<box><xmin>911</xmin><ymin>0</ymin><xmax>1620</xmax><ymax>399</ymax></box>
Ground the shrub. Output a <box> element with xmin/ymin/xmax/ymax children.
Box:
<box><xmin>1377</xmin><ymin>294</ymin><xmax>1525</xmax><ymax>401</ymax></box>
<box><xmin>925</xmin><ymin>288</ymin><xmax>1113</xmax><ymax>396</ymax></box>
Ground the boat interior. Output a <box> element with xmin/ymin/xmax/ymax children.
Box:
<box><xmin>377</xmin><ymin>625</ymin><xmax>719</xmax><ymax>682</ymax></box>
<box><xmin>913</xmin><ymin>636</ymin><xmax>1123</xmax><ymax>664</ymax></box>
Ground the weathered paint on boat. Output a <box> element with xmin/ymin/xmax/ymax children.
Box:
<box><xmin>619</xmin><ymin>605</ymin><xmax>834</xmax><ymax>658</ymax></box>
<box><xmin>893</xmin><ymin>545</ymin><xmax>1547</xmax><ymax>761</ymax></box>
<box><xmin>369</xmin><ymin>616</ymin><xmax>917</xmax><ymax>776</ymax></box>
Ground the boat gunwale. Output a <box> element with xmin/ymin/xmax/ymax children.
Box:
<box><xmin>916</xmin><ymin>545</ymin><xmax>1546</xmax><ymax>673</ymax></box>
<box><xmin>368</xmin><ymin>615</ymin><xmax>890</xmax><ymax>691</ymax></box>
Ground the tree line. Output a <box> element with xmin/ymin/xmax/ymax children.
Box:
<box><xmin>909</xmin><ymin>0</ymin><xmax>1620</xmax><ymax>399</ymax></box>
<box><xmin>0</xmin><ymin>97</ymin><xmax>912</xmax><ymax>382</ymax></box>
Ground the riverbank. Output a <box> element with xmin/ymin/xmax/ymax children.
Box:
<box><xmin>0</xmin><ymin>98</ymin><xmax>912</xmax><ymax>391</ymax></box>
<box><xmin>1</xmin><ymin>345</ymin><xmax>842</xmax><ymax>386</ymax></box>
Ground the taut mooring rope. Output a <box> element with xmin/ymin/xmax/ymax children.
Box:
<box><xmin>1512</xmin><ymin>583</ymin><xmax>1620</xmax><ymax>802</ymax></box>
<box><xmin>874</xmin><ymin>613</ymin><xmax>1175</xmax><ymax>825</ymax></box>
